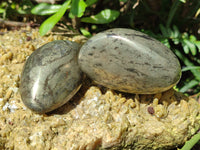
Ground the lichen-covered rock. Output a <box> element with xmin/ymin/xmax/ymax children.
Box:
<box><xmin>20</xmin><ymin>40</ymin><xmax>83</xmax><ymax>113</ymax></box>
<box><xmin>78</xmin><ymin>28</ymin><xmax>181</xmax><ymax>94</ymax></box>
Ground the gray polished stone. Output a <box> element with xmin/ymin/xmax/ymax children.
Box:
<box><xmin>20</xmin><ymin>40</ymin><xmax>82</xmax><ymax>113</ymax></box>
<box><xmin>78</xmin><ymin>28</ymin><xmax>181</xmax><ymax>94</ymax></box>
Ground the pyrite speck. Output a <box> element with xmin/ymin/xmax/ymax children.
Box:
<box><xmin>78</xmin><ymin>28</ymin><xmax>181</xmax><ymax>94</ymax></box>
<box><xmin>20</xmin><ymin>40</ymin><xmax>83</xmax><ymax>113</ymax></box>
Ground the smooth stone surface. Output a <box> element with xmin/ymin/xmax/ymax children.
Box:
<box><xmin>20</xmin><ymin>40</ymin><xmax>83</xmax><ymax>113</ymax></box>
<box><xmin>78</xmin><ymin>28</ymin><xmax>181</xmax><ymax>94</ymax></box>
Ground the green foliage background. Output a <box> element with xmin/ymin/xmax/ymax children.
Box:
<box><xmin>0</xmin><ymin>0</ymin><xmax>200</xmax><ymax>149</ymax></box>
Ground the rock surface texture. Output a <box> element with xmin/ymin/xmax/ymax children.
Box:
<box><xmin>78</xmin><ymin>28</ymin><xmax>181</xmax><ymax>94</ymax></box>
<box><xmin>20</xmin><ymin>40</ymin><xmax>83</xmax><ymax>113</ymax></box>
<box><xmin>0</xmin><ymin>28</ymin><xmax>199</xmax><ymax>150</ymax></box>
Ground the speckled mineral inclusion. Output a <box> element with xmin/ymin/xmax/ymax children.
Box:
<box><xmin>20</xmin><ymin>40</ymin><xmax>83</xmax><ymax>113</ymax></box>
<box><xmin>78</xmin><ymin>28</ymin><xmax>182</xmax><ymax>94</ymax></box>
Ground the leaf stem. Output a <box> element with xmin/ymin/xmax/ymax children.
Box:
<box><xmin>166</xmin><ymin>0</ymin><xmax>181</xmax><ymax>28</ymax></box>
<box><xmin>180</xmin><ymin>133</ymin><xmax>200</xmax><ymax>150</ymax></box>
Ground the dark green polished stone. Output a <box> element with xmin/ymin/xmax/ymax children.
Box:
<box><xmin>20</xmin><ymin>40</ymin><xmax>83</xmax><ymax>113</ymax></box>
<box><xmin>78</xmin><ymin>28</ymin><xmax>181</xmax><ymax>94</ymax></box>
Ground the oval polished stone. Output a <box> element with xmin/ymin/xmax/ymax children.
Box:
<box><xmin>20</xmin><ymin>40</ymin><xmax>82</xmax><ymax>113</ymax></box>
<box><xmin>78</xmin><ymin>28</ymin><xmax>181</xmax><ymax>94</ymax></box>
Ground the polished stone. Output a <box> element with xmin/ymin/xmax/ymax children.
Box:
<box><xmin>20</xmin><ymin>40</ymin><xmax>83</xmax><ymax>113</ymax></box>
<box><xmin>78</xmin><ymin>28</ymin><xmax>181</xmax><ymax>94</ymax></box>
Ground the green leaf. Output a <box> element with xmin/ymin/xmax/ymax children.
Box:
<box><xmin>183</xmin><ymin>39</ymin><xmax>197</xmax><ymax>55</ymax></box>
<box><xmin>159</xmin><ymin>24</ymin><xmax>169</xmax><ymax>38</ymax></box>
<box><xmin>31</xmin><ymin>3</ymin><xmax>61</xmax><ymax>15</ymax></box>
<box><xmin>189</xmin><ymin>35</ymin><xmax>196</xmax><ymax>42</ymax></box>
<box><xmin>179</xmin><ymin>79</ymin><xmax>199</xmax><ymax>93</ymax></box>
<box><xmin>167</xmin><ymin>27</ymin><xmax>173</xmax><ymax>38</ymax></box>
<box><xmin>11</xmin><ymin>3</ymin><xmax>16</xmax><ymax>9</ymax></box>
<box><xmin>172</xmin><ymin>38</ymin><xmax>180</xmax><ymax>45</ymax></box>
<box><xmin>182</xmin><ymin>32</ymin><xmax>189</xmax><ymax>39</ymax></box>
<box><xmin>166</xmin><ymin>0</ymin><xmax>181</xmax><ymax>28</ymax></box>
<box><xmin>17</xmin><ymin>9</ymin><xmax>27</xmax><ymax>14</ymax></box>
<box><xmin>17</xmin><ymin>0</ymin><xmax>34</xmax><ymax>14</ymax></box>
<box><xmin>182</xmin><ymin>42</ymin><xmax>189</xmax><ymax>54</ymax></box>
<box><xmin>0</xmin><ymin>8</ymin><xmax>5</xmax><ymax>13</ymax></box>
<box><xmin>85</xmin><ymin>0</ymin><xmax>98</xmax><ymax>6</ymax></box>
<box><xmin>70</xmin><ymin>0</ymin><xmax>87</xmax><ymax>17</ymax></box>
<box><xmin>182</xmin><ymin>66</ymin><xmax>200</xmax><ymax>72</ymax></box>
<box><xmin>179</xmin><ymin>0</ymin><xmax>186</xmax><ymax>3</ymax></box>
<box><xmin>81</xmin><ymin>9</ymin><xmax>120</xmax><ymax>24</ymax></box>
<box><xmin>181</xmin><ymin>133</ymin><xmax>200</xmax><ymax>150</ymax></box>
<box><xmin>39</xmin><ymin>0</ymin><xmax>71</xmax><ymax>36</ymax></box>
<box><xmin>80</xmin><ymin>28</ymin><xmax>92</xmax><ymax>37</ymax></box>
<box><xmin>174</xmin><ymin>49</ymin><xmax>200</xmax><ymax>81</ymax></box>
<box><xmin>161</xmin><ymin>39</ymin><xmax>171</xmax><ymax>48</ymax></box>
<box><xmin>172</xmin><ymin>25</ymin><xmax>180</xmax><ymax>38</ymax></box>
<box><xmin>194</xmin><ymin>41</ymin><xmax>200</xmax><ymax>52</ymax></box>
